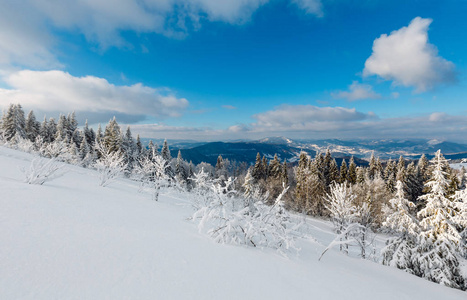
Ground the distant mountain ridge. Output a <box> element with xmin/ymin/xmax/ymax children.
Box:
<box><xmin>170</xmin><ymin>140</ymin><xmax>312</xmax><ymax>166</ymax></box>
<box><xmin>143</xmin><ymin>136</ymin><xmax>467</xmax><ymax>166</ymax></box>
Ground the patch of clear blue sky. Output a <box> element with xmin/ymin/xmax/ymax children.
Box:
<box><xmin>58</xmin><ymin>0</ymin><xmax>467</xmax><ymax>128</ymax></box>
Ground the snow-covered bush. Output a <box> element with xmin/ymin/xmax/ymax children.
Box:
<box><xmin>40</xmin><ymin>139</ymin><xmax>72</xmax><ymax>161</ymax></box>
<box><xmin>21</xmin><ymin>157</ymin><xmax>64</xmax><ymax>185</ymax></box>
<box><xmin>12</xmin><ymin>134</ymin><xmax>35</xmax><ymax>153</ymax></box>
<box><xmin>324</xmin><ymin>182</ymin><xmax>357</xmax><ymax>254</ymax></box>
<box><xmin>133</xmin><ymin>154</ymin><xmax>170</xmax><ymax>201</ymax></box>
<box><xmin>353</xmin><ymin>202</ymin><xmax>377</xmax><ymax>260</ymax></box>
<box><xmin>94</xmin><ymin>141</ymin><xmax>127</xmax><ymax>187</ymax></box>
<box><xmin>322</xmin><ymin>182</ymin><xmax>377</xmax><ymax>260</ymax></box>
<box><xmin>192</xmin><ymin>176</ymin><xmax>300</xmax><ymax>255</ymax></box>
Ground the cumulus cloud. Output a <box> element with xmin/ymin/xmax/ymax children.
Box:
<box><xmin>332</xmin><ymin>81</ymin><xmax>381</xmax><ymax>101</ymax></box>
<box><xmin>0</xmin><ymin>70</ymin><xmax>188</xmax><ymax>123</ymax></box>
<box><xmin>363</xmin><ymin>17</ymin><xmax>456</xmax><ymax>92</ymax></box>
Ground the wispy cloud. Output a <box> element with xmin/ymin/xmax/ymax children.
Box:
<box><xmin>332</xmin><ymin>81</ymin><xmax>381</xmax><ymax>101</ymax></box>
<box><xmin>0</xmin><ymin>0</ymin><xmax>326</xmax><ymax>70</ymax></box>
<box><xmin>363</xmin><ymin>17</ymin><xmax>456</xmax><ymax>92</ymax></box>
<box><xmin>127</xmin><ymin>105</ymin><xmax>467</xmax><ymax>142</ymax></box>
<box><xmin>222</xmin><ymin>105</ymin><xmax>237</xmax><ymax>110</ymax></box>
<box><xmin>291</xmin><ymin>0</ymin><xmax>323</xmax><ymax>17</ymax></box>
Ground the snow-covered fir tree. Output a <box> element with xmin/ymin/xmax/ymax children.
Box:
<box><xmin>25</xmin><ymin>110</ymin><xmax>40</xmax><ymax>142</ymax></box>
<box><xmin>382</xmin><ymin>181</ymin><xmax>419</xmax><ymax>273</ymax></box>
<box><xmin>416</xmin><ymin>150</ymin><xmax>465</xmax><ymax>289</ymax></box>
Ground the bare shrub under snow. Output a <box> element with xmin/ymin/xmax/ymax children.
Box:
<box><xmin>191</xmin><ymin>169</ymin><xmax>301</xmax><ymax>255</ymax></box>
<box><xmin>94</xmin><ymin>141</ymin><xmax>127</xmax><ymax>187</ymax></box>
<box><xmin>133</xmin><ymin>153</ymin><xmax>171</xmax><ymax>201</ymax></box>
<box><xmin>21</xmin><ymin>157</ymin><xmax>64</xmax><ymax>185</ymax></box>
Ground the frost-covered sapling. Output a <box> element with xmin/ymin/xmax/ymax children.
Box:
<box><xmin>133</xmin><ymin>153</ymin><xmax>170</xmax><ymax>201</ymax></box>
<box><xmin>382</xmin><ymin>180</ymin><xmax>419</xmax><ymax>273</ymax></box>
<box><xmin>192</xmin><ymin>176</ymin><xmax>300</xmax><ymax>254</ymax></box>
<box><xmin>22</xmin><ymin>156</ymin><xmax>64</xmax><ymax>185</ymax></box>
<box><xmin>353</xmin><ymin>202</ymin><xmax>377</xmax><ymax>260</ymax></box>
<box><xmin>93</xmin><ymin>141</ymin><xmax>127</xmax><ymax>187</ymax></box>
<box><xmin>324</xmin><ymin>182</ymin><xmax>357</xmax><ymax>254</ymax></box>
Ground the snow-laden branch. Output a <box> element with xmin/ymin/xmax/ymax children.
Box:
<box><xmin>21</xmin><ymin>156</ymin><xmax>64</xmax><ymax>185</ymax></box>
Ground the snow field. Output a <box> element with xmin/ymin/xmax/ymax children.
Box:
<box><xmin>0</xmin><ymin>146</ymin><xmax>465</xmax><ymax>299</ymax></box>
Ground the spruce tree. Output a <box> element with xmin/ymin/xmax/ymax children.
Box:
<box><xmin>161</xmin><ymin>139</ymin><xmax>171</xmax><ymax>161</ymax></box>
<box><xmin>416</xmin><ymin>150</ymin><xmax>465</xmax><ymax>289</ymax></box>
<box><xmin>83</xmin><ymin>120</ymin><xmax>94</xmax><ymax>145</ymax></box>
<box><xmin>47</xmin><ymin>118</ymin><xmax>57</xmax><ymax>143</ymax></box>
<box><xmin>252</xmin><ymin>152</ymin><xmax>263</xmax><ymax>181</ymax></box>
<box><xmin>121</xmin><ymin>126</ymin><xmax>136</xmax><ymax>170</ymax></box>
<box><xmin>382</xmin><ymin>181</ymin><xmax>419</xmax><ymax>274</ymax></box>
<box><xmin>369</xmin><ymin>152</ymin><xmax>377</xmax><ymax>179</ymax></box>
<box><xmin>136</xmin><ymin>134</ymin><xmax>143</xmax><ymax>157</ymax></box>
<box><xmin>347</xmin><ymin>156</ymin><xmax>357</xmax><ymax>184</ymax></box>
<box><xmin>96</xmin><ymin>124</ymin><xmax>103</xmax><ymax>143</ymax></box>
<box><xmin>281</xmin><ymin>161</ymin><xmax>288</xmax><ymax>185</ymax></box>
<box><xmin>67</xmin><ymin>112</ymin><xmax>78</xmax><ymax>140</ymax></box>
<box><xmin>13</xmin><ymin>104</ymin><xmax>26</xmax><ymax>140</ymax></box>
<box><xmin>39</xmin><ymin>116</ymin><xmax>50</xmax><ymax>142</ymax></box>
<box><xmin>308</xmin><ymin>153</ymin><xmax>326</xmax><ymax>215</ymax></box>
<box><xmin>215</xmin><ymin>155</ymin><xmax>227</xmax><ymax>180</ymax></box>
<box><xmin>103</xmin><ymin>117</ymin><xmax>122</xmax><ymax>153</ymax></box>
<box><xmin>25</xmin><ymin>110</ymin><xmax>40</xmax><ymax>142</ymax></box>
<box><xmin>323</xmin><ymin>148</ymin><xmax>332</xmax><ymax>186</ymax></box>
<box><xmin>269</xmin><ymin>154</ymin><xmax>281</xmax><ymax>179</ymax></box>
<box><xmin>1</xmin><ymin>104</ymin><xmax>26</xmax><ymax>141</ymax></box>
<box><xmin>339</xmin><ymin>159</ymin><xmax>348</xmax><ymax>184</ymax></box>
<box><xmin>417</xmin><ymin>154</ymin><xmax>430</xmax><ymax>184</ymax></box>
<box><xmin>262</xmin><ymin>156</ymin><xmax>269</xmax><ymax>179</ymax></box>
<box><xmin>384</xmin><ymin>159</ymin><xmax>397</xmax><ymax>193</ymax></box>
<box><xmin>55</xmin><ymin>114</ymin><xmax>69</xmax><ymax>142</ymax></box>
<box><xmin>175</xmin><ymin>150</ymin><xmax>187</xmax><ymax>186</ymax></box>
<box><xmin>396</xmin><ymin>155</ymin><xmax>407</xmax><ymax>183</ymax></box>
<box><xmin>328</xmin><ymin>158</ymin><xmax>339</xmax><ymax>186</ymax></box>
<box><xmin>294</xmin><ymin>152</ymin><xmax>309</xmax><ymax>211</ymax></box>
<box><xmin>79</xmin><ymin>135</ymin><xmax>90</xmax><ymax>161</ymax></box>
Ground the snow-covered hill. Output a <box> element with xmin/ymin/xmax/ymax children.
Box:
<box><xmin>0</xmin><ymin>146</ymin><xmax>465</xmax><ymax>299</ymax></box>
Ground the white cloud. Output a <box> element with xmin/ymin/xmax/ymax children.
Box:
<box><xmin>0</xmin><ymin>0</ymin><xmax>327</xmax><ymax>69</ymax></box>
<box><xmin>0</xmin><ymin>70</ymin><xmax>188</xmax><ymax>123</ymax></box>
<box><xmin>429</xmin><ymin>112</ymin><xmax>447</xmax><ymax>122</ymax></box>
<box><xmin>253</xmin><ymin>104</ymin><xmax>371</xmax><ymax>129</ymax></box>
<box><xmin>363</xmin><ymin>17</ymin><xmax>456</xmax><ymax>92</ymax></box>
<box><xmin>291</xmin><ymin>0</ymin><xmax>323</xmax><ymax>17</ymax></box>
<box><xmin>332</xmin><ymin>81</ymin><xmax>381</xmax><ymax>101</ymax></box>
<box><xmin>127</xmin><ymin>105</ymin><xmax>467</xmax><ymax>142</ymax></box>
<box><xmin>0</xmin><ymin>2</ymin><xmax>61</xmax><ymax>69</ymax></box>
<box><xmin>222</xmin><ymin>105</ymin><xmax>237</xmax><ymax>110</ymax></box>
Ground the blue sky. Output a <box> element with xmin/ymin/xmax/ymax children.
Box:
<box><xmin>1</xmin><ymin>0</ymin><xmax>467</xmax><ymax>141</ymax></box>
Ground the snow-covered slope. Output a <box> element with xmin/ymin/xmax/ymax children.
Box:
<box><xmin>0</xmin><ymin>147</ymin><xmax>465</xmax><ymax>299</ymax></box>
